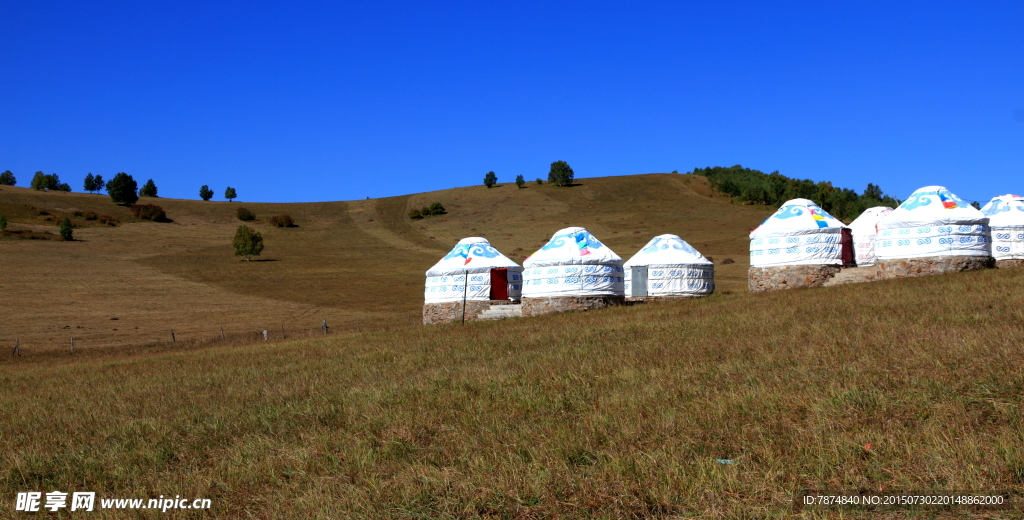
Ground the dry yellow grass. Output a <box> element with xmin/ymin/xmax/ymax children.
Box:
<box><xmin>2</xmin><ymin>266</ymin><xmax>1023</xmax><ymax>518</ymax></box>
<box><xmin>0</xmin><ymin>174</ymin><xmax>772</xmax><ymax>352</ymax></box>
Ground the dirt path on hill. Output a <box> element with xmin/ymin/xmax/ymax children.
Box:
<box><xmin>345</xmin><ymin>199</ymin><xmax>446</xmax><ymax>254</ymax></box>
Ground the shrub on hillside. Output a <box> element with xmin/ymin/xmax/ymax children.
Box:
<box><xmin>408</xmin><ymin>209</ymin><xmax>423</xmax><ymax>220</ymax></box>
<box><xmin>409</xmin><ymin>202</ymin><xmax>446</xmax><ymax>220</ymax></box>
<box><xmin>130</xmin><ymin>204</ymin><xmax>168</xmax><ymax>222</ymax></box>
<box><xmin>535</xmin><ymin>178</ymin><xmax>543</xmax><ymax>185</ymax></box>
<box><xmin>0</xmin><ymin>215</ymin><xmax>7</xmax><ymax>230</ymax></box>
<box><xmin>82</xmin><ymin>211</ymin><xmax>98</xmax><ymax>221</ymax></box>
<box><xmin>98</xmin><ymin>214</ymin><xmax>119</xmax><ymax>226</ymax></box>
<box><xmin>269</xmin><ymin>214</ymin><xmax>295</xmax><ymax>227</ymax></box>
<box><xmin>233</xmin><ymin>225</ymin><xmax>264</xmax><ymax>261</ymax></box>
<box><xmin>427</xmin><ymin>202</ymin><xmax>446</xmax><ymax>215</ymax></box>
<box><xmin>59</xmin><ymin>217</ymin><xmax>74</xmax><ymax>241</ymax></box>
<box><xmin>236</xmin><ymin>207</ymin><xmax>255</xmax><ymax>221</ymax></box>
<box><xmin>516</xmin><ymin>174</ymin><xmax>525</xmax><ymax>189</ymax></box>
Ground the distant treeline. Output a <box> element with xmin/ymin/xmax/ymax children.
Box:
<box><xmin>689</xmin><ymin>165</ymin><xmax>901</xmax><ymax>222</ymax></box>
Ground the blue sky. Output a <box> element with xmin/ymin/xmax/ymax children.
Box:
<box><xmin>2</xmin><ymin>1</ymin><xmax>1022</xmax><ymax>203</ymax></box>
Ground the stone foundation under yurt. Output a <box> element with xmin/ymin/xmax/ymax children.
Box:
<box><xmin>877</xmin><ymin>256</ymin><xmax>994</xmax><ymax>278</ymax></box>
<box><xmin>748</xmin><ymin>265</ymin><xmax>841</xmax><ymax>292</ymax></box>
<box><xmin>422</xmin><ymin>300</ymin><xmax>513</xmax><ymax>325</ymax></box>
<box><xmin>521</xmin><ymin>296</ymin><xmax>625</xmax><ymax>317</ymax></box>
<box><xmin>996</xmin><ymin>259</ymin><xmax>1024</xmax><ymax>269</ymax></box>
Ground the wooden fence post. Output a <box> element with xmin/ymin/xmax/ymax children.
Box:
<box><xmin>70</xmin><ymin>337</ymin><xmax>74</xmax><ymax>352</ymax></box>
<box><xmin>13</xmin><ymin>338</ymin><xmax>20</xmax><ymax>356</ymax></box>
<box><xmin>220</xmin><ymin>326</ymin><xmax>226</xmax><ymax>340</ymax></box>
<box><xmin>322</xmin><ymin>320</ymin><xmax>329</xmax><ymax>335</ymax></box>
<box><xmin>281</xmin><ymin>325</ymin><xmax>286</xmax><ymax>339</ymax></box>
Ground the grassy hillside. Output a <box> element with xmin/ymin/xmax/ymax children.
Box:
<box><xmin>2</xmin><ymin>267</ymin><xmax>1023</xmax><ymax>518</ymax></box>
<box><xmin>0</xmin><ymin>174</ymin><xmax>773</xmax><ymax>352</ymax></box>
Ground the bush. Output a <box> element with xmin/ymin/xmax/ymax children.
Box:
<box><xmin>0</xmin><ymin>170</ymin><xmax>15</xmax><ymax>186</ymax></box>
<box><xmin>82</xmin><ymin>211</ymin><xmax>98</xmax><ymax>221</ymax></box>
<box><xmin>130</xmin><ymin>204</ymin><xmax>168</xmax><ymax>222</ymax></box>
<box><xmin>408</xmin><ymin>209</ymin><xmax>423</xmax><ymax>220</ymax></box>
<box><xmin>0</xmin><ymin>215</ymin><xmax>7</xmax><ymax>230</ymax></box>
<box><xmin>98</xmin><ymin>214</ymin><xmax>119</xmax><ymax>226</ymax></box>
<box><xmin>59</xmin><ymin>217</ymin><xmax>74</xmax><ymax>241</ymax></box>
<box><xmin>516</xmin><ymin>175</ymin><xmax>525</xmax><ymax>188</ymax></box>
<box><xmin>236</xmin><ymin>207</ymin><xmax>255</xmax><ymax>221</ymax></box>
<box><xmin>427</xmin><ymin>202</ymin><xmax>446</xmax><ymax>215</ymax></box>
<box><xmin>535</xmin><ymin>178</ymin><xmax>543</xmax><ymax>185</ymax></box>
<box><xmin>269</xmin><ymin>214</ymin><xmax>294</xmax><ymax>227</ymax></box>
<box><xmin>106</xmin><ymin>172</ymin><xmax>139</xmax><ymax>206</ymax></box>
<box><xmin>233</xmin><ymin>225</ymin><xmax>264</xmax><ymax>261</ymax></box>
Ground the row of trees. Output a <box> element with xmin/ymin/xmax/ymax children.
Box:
<box><xmin>2</xmin><ymin>170</ymin><xmax>239</xmax><ymax>203</ymax></box>
<box><xmin>483</xmin><ymin>161</ymin><xmax>576</xmax><ymax>189</ymax></box>
<box><xmin>200</xmin><ymin>185</ymin><xmax>238</xmax><ymax>201</ymax></box>
<box><xmin>690</xmin><ymin>165</ymin><xmax>901</xmax><ymax>221</ymax></box>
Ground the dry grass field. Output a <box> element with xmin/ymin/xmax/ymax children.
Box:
<box><xmin>4</xmin><ymin>175</ymin><xmax>1022</xmax><ymax>518</ymax></box>
<box><xmin>0</xmin><ymin>174</ymin><xmax>771</xmax><ymax>353</ymax></box>
<box><xmin>2</xmin><ymin>266</ymin><xmax>1023</xmax><ymax>518</ymax></box>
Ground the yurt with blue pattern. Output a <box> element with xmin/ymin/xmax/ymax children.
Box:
<box><xmin>849</xmin><ymin>206</ymin><xmax>895</xmax><ymax>266</ymax></box>
<box><xmin>522</xmin><ymin>227</ymin><xmax>624</xmax><ymax>297</ymax></box>
<box><xmin>749</xmin><ymin>198</ymin><xmax>846</xmax><ymax>267</ymax></box>
<box><xmin>624</xmin><ymin>234</ymin><xmax>714</xmax><ymax>297</ymax></box>
<box><xmin>875</xmin><ymin>186</ymin><xmax>991</xmax><ymax>260</ymax></box>
<box><xmin>979</xmin><ymin>194</ymin><xmax>1024</xmax><ymax>262</ymax></box>
<box><xmin>424</xmin><ymin>237</ymin><xmax>522</xmax><ymax>303</ymax></box>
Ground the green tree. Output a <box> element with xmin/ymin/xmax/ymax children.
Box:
<box><xmin>863</xmin><ymin>183</ymin><xmax>883</xmax><ymax>200</ymax></box>
<box><xmin>0</xmin><ymin>170</ymin><xmax>16</xmax><ymax>186</ymax></box>
<box><xmin>535</xmin><ymin>178</ymin><xmax>543</xmax><ymax>185</ymax></box>
<box><xmin>139</xmin><ymin>179</ymin><xmax>158</xmax><ymax>197</ymax></box>
<box><xmin>84</xmin><ymin>173</ymin><xmax>96</xmax><ymax>193</ymax></box>
<box><xmin>515</xmin><ymin>174</ymin><xmax>525</xmax><ymax>189</ymax></box>
<box><xmin>224</xmin><ymin>187</ymin><xmax>237</xmax><ymax>201</ymax></box>
<box><xmin>408</xmin><ymin>208</ymin><xmax>423</xmax><ymax>220</ymax></box>
<box><xmin>31</xmin><ymin>171</ymin><xmax>48</xmax><ymax>190</ymax></box>
<box><xmin>233</xmin><ymin>225</ymin><xmax>264</xmax><ymax>261</ymax></box>
<box><xmin>428</xmin><ymin>202</ymin><xmax>446</xmax><ymax>215</ymax></box>
<box><xmin>547</xmin><ymin>161</ymin><xmax>575</xmax><ymax>187</ymax></box>
<box><xmin>93</xmin><ymin>174</ymin><xmax>105</xmax><ymax>192</ymax></box>
<box><xmin>0</xmin><ymin>215</ymin><xmax>7</xmax><ymax>230</ymax></box>
<box><xmin>484</xmin><ymin>171</ymin><xmax>497</xmax><ymax>188</ymax></box>
<box><xmin>106</xmin><ymin>172</ymin><xmax>139</xmax><ymax>206</ymax></box>
<box><xmin>199</xmin><ymin>185</ymin><xmax>214</xmax><ymax>201</ymax></box>
<box><xmin>59</xmin><ymin>217</ymin><xmax>74</xmax><ymax>241</ymax></box>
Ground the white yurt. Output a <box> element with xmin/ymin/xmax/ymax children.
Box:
<box><xmin>979</xmin><ymin>194</ymin><xmax>1024</xmax><ymax>266</ymax></box>
<box><xmin>522</xmin><ymin>227</ymin><xmax>624</xmax><ymax>314</ymax></box>
<box><xmin>423</xmin><ymin>237</ymin><xmax>522</xmax><ymax>324</ymax></box>
<box><xmin>875</xmin><ymin>186</ymin><xmax>991</xmax><ymax>274</ymax></box>
<box><xmin>849</xmin><ymin>206</ymin><xmax>895</xmax><ymax>266</ymax></box>
<box><xmin>748</xmin><ymin>198</ymin><xmax>849</xmax><ymax>291</ymax></box>
<box><xmin>623</xmin><ymin>234</ymin><xmax>714</xmax><ymax>298</ymax></box>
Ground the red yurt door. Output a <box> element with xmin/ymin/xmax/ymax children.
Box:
<box><xmin>490</xmin><ymin>268</ymin><xmax>508</xmax><ymax>300</ymax></box>
<box><xmin>840</xmin><ymin>228</ymin><xmax>854</xmax><ymax>265</ymax></box>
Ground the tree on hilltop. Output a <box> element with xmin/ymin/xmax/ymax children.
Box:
<box><xmin>233</xmin><ymin>225</ymin><xmax>264</xmax><ymax>261</ymax></box>
<box><xmin>199</xmin><ymin>185</ymin><xmax>214</xmax><ymax>201</ymax></box>
<box><xmin>515</xmin><ymin>174</ymin><xmax>525</xmax><ymax>189</ymax></box>
<box><xmin>84</xmin><ymin>173</ymin><xmax>97</xmax><ymax>193</ymax></box>
<box><xmin>547</xmin><ymin>161</ymin><xmax>574</xmax><ymax>187</ymax></box>
<box><xmin>0</xmin><ymin>170</ymin><xmax>16</xmax><ymax>186</ymax></box>
<box><xmin>224</xmin><ymin>187</ymin><xmax>237</xmax><ymax>202</ymax></box>
<box><xmin>139</xmin><ymin>179</ymin><xmax>158</xmax><ymax>197</ymax></box>
<box><xmin>106</xmin><ymin>172</ymin><xmax>139</xmax><ymax>206</ymax></box>
<box><xmin>484</xmin><ymin>171</ymin><xmax>497</xmax><ymax>188</ymax></box>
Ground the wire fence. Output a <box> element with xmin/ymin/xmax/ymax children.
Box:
<box><xmin>1</xmin><ymin>315</ymin><xmax>426</xmax><ymax>357</ymax></box>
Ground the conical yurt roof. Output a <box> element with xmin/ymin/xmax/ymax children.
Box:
<box><xmin>980</xmin><ymin>194</ymin><xmax>1024</xmax><ymax>228</ymax></box>
<box><xmin>426</xmin><ymin>237</ymin><xmax>520</xmax><ymax>276</ymax></box>
<box><xmin>624</xmin><ymin>234</ymin><xmax>712</xmax><ymax>267</ymax></box>
<box><xmin>878</xmin><ymin>186</ymin><xmax>986</xmax><ymax>229</ymax></box>
<box><xmin>750</xmin><ymin>199</ymin><xmax>845</xmax><ymax>238</ymax></box>
<box><xmin>524</xmin><ymin>227</ymin><xmax>621</xmax><ymax>268</ymax></box>
<box><xmin>849</xmin><ymin>206</ymin><xmax>895</xmax><ymax>234</ymax></box>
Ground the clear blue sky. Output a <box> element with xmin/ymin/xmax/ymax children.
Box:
<box><xmin>2</xmin><ymin>1</ymin><xmax>1022</xmax><ymax>203</ymax></box>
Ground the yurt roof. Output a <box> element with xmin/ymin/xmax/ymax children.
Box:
<box><xmin>878</xmin><ymin>186</ymin><xmax>986</xmax><ymax>229</ymax></box>
<box><xmin>426</xmin><ymin>237</ymin><xmax>521</xmax><ymax>276</ymax></box>
<box><xmin>750</xmin><ymin>198</ymin><xmax>845</xmax><ymax>238</ymax></box>
<box><xmin>624</xmin><ymin>234</ymin><xmax>712</xmax><ymax>267</ymax></box>
<box><xmin>524</xmin><ymin>227</ymin><xmax>622</xmax><ymax>267</ymax></box>
<box><xmin>849</xmin><ymin>206</ymin><xmax>895</xmax><ymax>233</ymax></box>
<box><xmin>980</xmin><ymin>194</ymin><xmax>1024</xmax><ymax>227</ymax></box>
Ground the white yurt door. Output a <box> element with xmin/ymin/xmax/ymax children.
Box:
<box><xmin>630</xmin><ymin>266</ymin><xmax>648</xmax><ymax>297</ymax></box>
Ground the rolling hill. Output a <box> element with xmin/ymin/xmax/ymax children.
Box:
<box><xmin>0</xmin><ymin>173</ymin><xmax>774</xmax><ymax>352</ymax></box>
